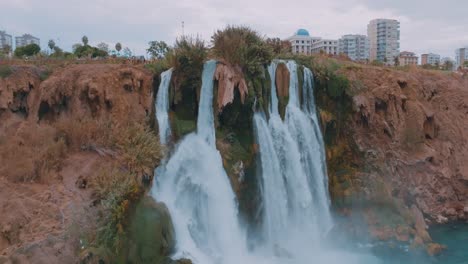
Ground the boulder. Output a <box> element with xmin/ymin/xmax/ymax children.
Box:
<box><xmin>426</xmin><ymin>243</ymin><xmax>446</xmax><ymax>256</ymax></box>
<box><xmin>125</xmin><ymin>196</ymin><xmax>175</xmax><ymax>263</ymax></box>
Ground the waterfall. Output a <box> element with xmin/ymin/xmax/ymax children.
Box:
<box><xmin>253</xmin><ymin>60</ymin><xmax>333</xmax><ymax>255</ymax></box>
<box><xmin>153</xmin><ymin>60</ymin><xmax>252</xmax><ymax>264</ymax></box>
<box><xmin>153</xmin><ymin>59</ymin><xmax>380</xmax><ymax>264</ymax></box>
<box><xmin>155</xmin><ymin>68</ymin><xmax>173</xmax><ymax>145</ymax></box>
<box><xmin>267</xmin><ymin>61</ymin><xmax>280</xmax><ymax>115</ymax></box>
<box><xmin>197</xmin><ymin>61</ymin><xmax>217</xmax><ymax>145</ymax></box>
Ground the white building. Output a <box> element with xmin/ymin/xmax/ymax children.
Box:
<box><xmin>15</xmin><ymin>34</ymin><xmax>40</xmax><ymax>48</ymax></box>
<box><xmin>338</xmin><ymin>34</ymin><xmax>369</xmax><ymax>61</ymax></box>
<box><xmin>0</xmin><ymin>30</ymin><xmax>13</xmax><ymax>52</ymax></box>
<box><xmin>455</xmin><ymin>47</ymin><xmax>468</xmax><ymax>69</ymax></box>
<box><xmin>312</xmin><ymin>39</ymin><xmax>338</xmax><ymax>55</ymax></box>
<box><xmin>421</xmin><ymin>53</ymin><xmax>441</xmax><ymax>66</ymax></box>
<box><xmin>287</xmin><ymin>29</ymin><xmax>321</xmax><ymax>55</ymax></box>
<box><xmin>368</xmin><ymin>19</ymin><xmax>400</xmax><ymax>64</ymax></box>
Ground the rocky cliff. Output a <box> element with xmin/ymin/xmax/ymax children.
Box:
<box><xmin>316</xmin><ymin>63</ymin><xmax>468</xmax><ymax>248</ymax></box>
<box><xmin>0</xmin><ymin>64</ymin><xmax>165</xmax><ymax>263</ymax></box>
<box><xmin>1</xmin><ymin>59</ymin><xmax>467</xmax><ymax>262</ymax></box>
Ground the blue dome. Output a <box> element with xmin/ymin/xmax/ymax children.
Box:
<box><xmin>296</xmin><ymin>29</ymin><xmax>310</xmax><ymax>36</ymax></box>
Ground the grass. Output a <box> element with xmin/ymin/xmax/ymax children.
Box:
<box><xmin>0</xmin><ymin>125</ymin><xmax>67</xmax><ymax>183</ymax></box>
<box><xmin>55</xmin><ymin>116</ymin><xmax>163</xmax><ymax>255</ymax></box>
<box><xmin>92</xmin><ymin>165</ymin><xmax>142</xmax><ymax>253</ymax></box>
<box><xmin>0</xmin><ymin>65</ymin><xmax>13</xmax><ymax>78</ymax></box>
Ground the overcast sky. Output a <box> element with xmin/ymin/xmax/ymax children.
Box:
<box><xmin>1</xmin><ymin>0</ymin><xmax>467</xmax><ymax>58</ymax></box>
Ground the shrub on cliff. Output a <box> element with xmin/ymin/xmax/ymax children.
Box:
<box><xmin>55</xmin><ymin>117</ymin><xmax>163</xmax><ymax>255</ymax></box>
<box><xmin>166</xmin><ymin>36</ymin><xmax>207</xmax><ymax>123</ymax></box>
<box><xmin>0</xmin><ymin>65</ymin><xmax>13</xmax><ymax>78</ymax></box>
<box><xmin>14</xmin><ymin>43</ymin><xmax>41</xmax><ymax>58</ymax></box>
<box><xmin>168</xmin><ymin>36</ymin><xmax>207</xmax><ymax>74</ymax></box>
<box><xmin>73</xmin><ymin>44</ymin><xmax>108</xmax><ymax>58</ymax></box>
<box><xmin>212</xmin><ymin>26</ymin><xmax>273</xmax><ymax>76</ymax></box>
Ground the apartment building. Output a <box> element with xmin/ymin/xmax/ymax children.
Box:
<box><xmin>338</xmin><ymin>34</ymin><xmax>369</xmax><ymax>61</ymax></box>
<box><xmin>421</xmin><ymin>53</ymin><xmax>441</xmax><ymax>66</ymax></box>
<box><xmin>0</xmin><ymin>30</ymin><xmax>13</xmax><ymax>52</ymax></box>
<box><xmin>287</xmin><ymin>29</ymin><xmax>321</xmax><ymax>55</ymax></box>
<box><xmin>399</xmin><ymin>51</ymin><xmax>418</xmax><ymax>66</ymax></box>
<box><xmin>311</xmin><ymin>39</ymin><xmax>338</xmax><ymax>55</ymax></box>
<box><xmin>15</xmin><ymin>34</ymin><xmax>40</xmax><ymax>48</ymax></box>
<box><xmin>455</xmin><ymin>47</ymin><xmax>468</xmax><ymax>69</ymax></box>
<box><xmin>368</xmin><ymin>19</ymin><xmax>400</xmax><ymax>64</ymax></box>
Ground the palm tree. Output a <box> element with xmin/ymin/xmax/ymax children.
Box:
<box><xmin>48</xmin><ymin>39</ymin><xmax>56</xmax><ymax>52</ymax></box>
<box><xmin>115</xmin><ymin>42</ymin><xmax>122</xmax><ymax>55</ymax></box>
<box><xmin>82</xmin><ymin>36</ymin><xmax>89</xmax><ymax>46</ymax></box>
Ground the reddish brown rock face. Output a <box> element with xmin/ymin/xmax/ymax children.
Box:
<box><xmin>214</xmin><ymin>63</ymin><xmax>248</xmax><ymax>111</ymax></box>
<box><xmin>343</xmin><ymin>66</ymin><xmax>468</xmax><ymax>221</ymax></box>
<box><xmin>0</xmin><ymin>64</ymin><xmax>155</xmax><ymax>262</ymax></box>
<box><xmin>275</xmin><ymin>63</ymin><xmax>289</xmax><ymax>98</ymax></box>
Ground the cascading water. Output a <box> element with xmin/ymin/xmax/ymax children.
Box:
<box><xmin>153</xmin><ymin>59</ymin><xmax>380</xmax><ymax>264</ymax></box>
<box><xmin>252</xmin><ymin>60</ymin><xmax>381</xmax><ymax>263</ymax></box>
<box><xmin>254</xmin><ymin>60</ymin><xmax>331</xmax><ymax>253</ymax></box>
<box><xmin>153</xmin><ymin>60</ymin><xmax>254</xmax><ymax>264</ymax></box>
<box><xmin>155</xmin><ymin>68</ymin><xmax>173</xmax><ymax>144</ymax></box>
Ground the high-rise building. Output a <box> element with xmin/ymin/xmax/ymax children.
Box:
<box><xmin>455</xmin><ymin>47</ymin><xmax>468</xmax><ymax>69</ymax></box>
<box><xmin>367</xmin><ymin>19</ymin><xmax>400</xmax><ymax>64</ymax></box>
<box><xmin>338</xmin><ymin>34</ymin><xmax>369</xmax><ymax>61</ymax></box>
<box><xmin>15</xmin><ymin>34</ymin><xmax>40</xmax><ymax>48</ymax></box>
<box><xmin>0</xmin><ymin>30</ymin><xmax>13</xmax><ymax>52</ymax></box>
<box><xmin>399</xmin><ymin>51</ymin><xmax>418</xmax><ymax>66</ymax></box>
<box><xmin>311</xmin><ymin>39</ymin><xmax>339</xmax><ymax>55</ymax></box>
<box><xmin>287</xmin><ymin>29</ymin><xmax>321</xmax><ymax>55</ymax></box>
<box><xmin>421</xmin><ymin>53</ymin><xmax>441</xmax><ymax>66</ymax></box>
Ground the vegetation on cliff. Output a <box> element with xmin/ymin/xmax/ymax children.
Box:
<box><xmin>0</xmin><ymin>64</ymin><xmax>165</xmax><ymax>262</ymax></box>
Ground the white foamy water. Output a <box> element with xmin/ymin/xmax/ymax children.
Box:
<box><xmin>155</xmin><ymin>68</ymin><xmax>173</xmax><ymax>144</ymax></box>
<box><xmin>153</xmin><ymin>59</ymin><xmax>380</xmax><ymax>264</ymax></box>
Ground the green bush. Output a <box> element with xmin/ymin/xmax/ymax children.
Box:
<box><xmin>73</xmin><ymin>44</ymin><xmax>108</xmax><ymax>58</ymax></box>
<box><xmin>168</xmin><ymin>36</ymin><xmax>207</xmax><ymax>72</ymax></box>
<box><xmin>93</xmin><ymin>166</ymin><xmax>141</xmax><ymax>252</ymax></box>
<box><xmin>144</xmin><ymin>60</ymin><xmax>170</xmax><ymax>76</ymax></box>
<box><xmin>14</xmin><ymin>43</ymin><xmax>40</xmax><ymax>57</ymax></box>
<box><xmin>0</xmin><ymin>65</ymin><xmax>13</xmax><ymax>78</ymax></box>
<box><xmin>212</xmin><ymin>26</ymin><xmax>273</xmax><ymax>76</ymax></box>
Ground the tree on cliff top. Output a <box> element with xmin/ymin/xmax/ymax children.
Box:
<box><xmin>212</xmin><ymin>25</ymin><xmax>273</xmax><ymax>76</ymax></box>
<box><xmin>48</xmin><ymin>39</ymin><xmax>56</xmax><ymax>52</ymax></box>
<box><xmin>147</xmin><ymin>41</ymin><xmax>170</xmax><ymax>59</ymax></box>
<box><xmin>82</xmin><ymin>35</ymin><xmax>89</xmax><ymax>46</ymax></box>
<box><xmin>14</xmin><ymin>43</ymin><xmax>41</xmax><ymax>58</ymax></box>
<box><xmin>97</xmin><ymin>42</ymin><xmax>110</xmax><ymax>53</ymax></box>
<box><xmin>266</xmin><ymin>37</ymin><xmax>291</xmax><ymax>55</ymax></box>
<box><xmin>115</xmin><ymin>42</ymin><xmax>122</xmax><ymax>55</ymax></box>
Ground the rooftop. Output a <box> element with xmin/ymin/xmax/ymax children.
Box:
<box><xmin>295</xmin><ymin>29</ymin><xmax>310</xmax><ymax>36</ymax></box>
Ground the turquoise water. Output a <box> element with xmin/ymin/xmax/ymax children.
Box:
<box><xmin>429</xmin><ymin>222</ymin><xmax>468</xmax><ymax>264</ymax></box>
<box><xmin>372</xmin><ymin>223</ymin><xmax>468</xmax><ymax>264</ymax></box>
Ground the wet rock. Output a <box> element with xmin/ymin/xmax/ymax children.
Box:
<box><xmin>275</xmin><ymin>63</ymin><xmax>289</xmax><ymax>98</ymax></box>
<box><xmin>426</xmin><ymin>243</ymin><xmax>446</xmax><ymax>256</ymax></box>
<box><xmin>436</xmin><ymin>214</ymin><xmax>448</xmax><ymax>224</ymax></box>
<box><xmin>214</xmin><ymin>63</ymin><xmax>248</xmax><ymax>111</ymax></box>
<box><xmin>125</xmin><ymin>196</ymin><xmax>175</xmax><ymax>264</ymax></box>
<box><xmin>411</xmin><ymin>205</ymin><xmax>431</xmax><ymax>243</ymax></box>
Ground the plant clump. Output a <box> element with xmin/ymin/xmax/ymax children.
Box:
<box><xmin>211</xmin><ymin>25</ymin><xmax>273</xmax><ymax>77</ymax></box>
